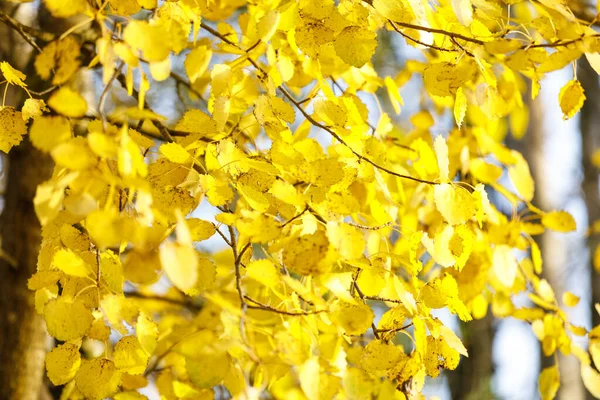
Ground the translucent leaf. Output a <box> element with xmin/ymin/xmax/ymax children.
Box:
<box><xmin>48</xmin><ymin>87</ymin><xmax>88</xmax><ymax>118</ymax></box>
<box><xmin>454</xmin><ymin>87</ymin><xmax>467</xmax><ymax>128</ymax></box>
<box><xmin>0</xmin><ymin>61</ymin><xmax>27</xmax><ymax>87</ymax></box>
<box><xmin>159</xmin><ymin>242</ymin><xmax>199</xmax><ymax>293</ymax></box>
<box><xmin>332</xmin><ymin>301</ymin><xmax>374</xmax><ymax>336</ymax></box>
<box><xmin>333</xmin><ymin>26</ymin><xmax>378</xmax><ymax>68</ymax></box>
<box><xmin>136</xmin><ymin>312</ymin><xmax>158</xmax><ymax>356</ymax></box>
<box><xmin>492</xmin><ymin>245</ymin><xmax>518</xmax><ymax>289</ymax></box>
<box><xmin>582</xmin><ymin>364</ymin><xmax>600</xmax><ymax>399</ymax></box>
<box><xmin>123</xmin><ymin>20</ymin><xmax>171</xmax><ymax>62</ymax></box>
<box><xmin>187</xmin><ymin>353</ymin><xmax>230</xmax><ymax>388</ymax></box>
<box><xmin>559</xmin><ymin>79</ymin><xmax>585</xmax><ymax>120</ymax></box>
<box><xmin>452</xmin><ymin>0</ymin><xmax>473</xmax><ymax>25</ymax></box>
<box><xmin>52</xmin><ymin>248</ymin><xmax>91</xmax><ymax>278</ymax></box>
<box><xmin>159</xmin><ymin>142</ymin><xmax>191</xmax><ymax>164</ymax></box>
<box><xmin>542</xmin><ymin>210</ymin><xmax>576</xmax><ymax>232</ymax></box>
<box><xmin>508</xmin><ymin>152</ymin><xmax>535</xmax><ymax>202</ymax></box>
<box><xmin>563</xmin><ymin>292</ymin><xmax>580</xmax><ymax>307</ymax></box>
<box><xmin>185</xmin><ymin>46</ymin><xmax>212</xmax><ymax>83</ymax></box>
<box><xmin>433</xmin><ymin>183</ymin><xmax>476</xmax><ymax>225</ymax></box>
<box><xmin>114</xmin><ymin>336</ymin><xmax>149</xmax><ymax>375</ymax></box>
<box><xmin>434</xmin><ymin>135</ymin><xmax>449</xmax><ymax>181</ymax></box>
<box><xmin>539</xmin><ymin>365</ymin><xmax>560</xmax><ymax>400</ymax></box>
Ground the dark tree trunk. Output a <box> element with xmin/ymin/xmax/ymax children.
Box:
<box><xmin>449</xmin><ymin>314</ymin><xmax>495</xmax><ymax>400</ymax></box>
<box><xmin>0</xmin><ymin>140</ymin><xmax>53</xmax><ymax>399</ymax></box>
<box><xmin>579</xmin><ymin>59</ymin><xmax>600</xmax><ymax>330</ymax></box>
<box><xmin>0</xmin><ymin>4</ymin><xmax>54</xmax><ymax>398</ymax></box>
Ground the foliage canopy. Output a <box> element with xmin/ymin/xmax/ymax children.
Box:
<box><xmin>2</xmin><ymin>0</ymin><xmax>600</xmax><ymax>398</ymax></box>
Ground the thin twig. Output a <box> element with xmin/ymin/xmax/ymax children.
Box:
<box><xmin>351</xmin><ymin>270</ymin><xmax>380</xmax><ymax>339</ymax></box>
<box><xmin>279</xmin><ymin>86</ymin><xmax>437</xmax><ymax>185</ymax></box>
<box><xmin>124</xmin><ymin>291</ymin><xmax>203</xmax><ymax>310</ymax></box>
<box><xmin>200</xmin><ymin>20</ymin><xmax>436</xmax><ymax>185</ymax></box>
<box><xmin>346</xmin><ymin>221</ymin><xmax>394</xmax><ymax>231</ymax></box>
<box><xmin>244</xmin><ymin>295</ymin><xmax>327</xmax><ymax>316</ymax></box>
<box><xmin>98</xmin><ymin>61</ymin><xmax>124</xmax><ymax>128</ymax></box>
<box><xmin>115</xmin><ymin>73</ymin><xmax>175</xmax><ymax>142</ymax></box>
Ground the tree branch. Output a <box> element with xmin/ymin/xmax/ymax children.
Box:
<box><xmin>0</xmin><ymin>11</ymin><xmax>54</xmax><ymax>53</ymax></box>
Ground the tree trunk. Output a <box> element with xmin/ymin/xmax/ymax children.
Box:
<box><xmin>525</xmin><ymin>81</ymin><xmax>586</xmax><ymax>400</ymax></box>
<box><xmin>0</xmin><ymin>141</ymin><xmax>53</xmax><ymax>399</ymax></box>
<box><xmin>0</xmin><ymin>4</ymin><xmax>54</xmax><ymax>398</ymax></box>
<box><xmin>579</xmin><ymin>59</ymin><xmax>600</xmax><ymax>329</ymax></box>
<box><xmin>449</xmin><ymin>314</ymin><xmax>495</xmax><ymax>400</ymax></box>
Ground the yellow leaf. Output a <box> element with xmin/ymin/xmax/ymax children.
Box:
<box><xmin>123</xmin><ymin>20</ymin><xmax>171</xmax><ymax>62</ymax></box>
<box><xmin>118</xmin><ymin>128</ymin><xmax>147</xmax><ymax>178</ymax></box>
<box><xmin>434</xmin><ymin>135</ymin><xmax>449</xmax><ymax>181</ymax></box>
<box><xmin>563</xmin><ymin>292</ymin><xmax>580</xmax><ymax>307</ymax></box>
<box><xmin>185</xmin><ymin>45</ymin><xmax>212</xmax><ymax>83</ymax></box>
<box><xmin>452</xmin><ymin>0</ymin><xmax>473</xmax><ymax>25</ymax></box>
<box><xmin>187</xmin><ymin>353</ymin><xmax>230</xmax><ymax>388</ymax></box>
<box><xmin>200</xmin><ymin>175</ymin><xmax>234</xmax><ymax>207</ymax></box>
<box><xmin>470</xmin><ymin>158</ymin><xmax>502</xmax><ymax>184</ymax></box>
<box><xmin>136</xmin><ymin>312</ymin><xmax>158</xmax><ymax>357</ymax></box>
<box><xmin>0</xmin><ymin>61</ymin><xmax>26</xmax><ymax>87</ymax></box>
<box><xmin>52</xmin><ymin>137</ymin><xmax>97</xmax><ymax>170</ymax></box>
<box><xmin>282</xmin><ymin>230</ymin><xmax>331</xmax><ymax>275</ymax></box>
<box><xmin>75</xmin><ymin>358</ymin><xmax>122</xmax><ymax>400</ymax></box>
<box><xmin>299</xmin><ymin>357</ymin><xmax>320</xmax><ymax>399</ymax></box>
<box><xmin>48</xmin><ymin>87</ymin><xmax>88</xmax><ymax>118</ymax></box>
<box><xmin>46</xmin><ymin>343</ymin><xmax>81</xmax><ymax>385</ymax></box>
<box><xmin>372</xmin><ymin>0</ymin><xmax>415</xmax><ymax>23</ymax></box>
<box><xmin>539</xmin><ymin>365</ymin><xmax>560</xmax><ymax>400</ymax></box>
<box><xmin>360</xmin><ymin>340</ymin><xmax>404</xmax><ymax>374</ymax></box>
<box><xmin>326</xmin><ymin>222</ymin><xmax>365</xmax><ymax>260</ymax></box>
<box><xmin>333</xmin><ymin>26</ymin><xmax>378</xmax><ymax>68</ymax></box>
<box><xmin>433</xmin><ymin>183</ymin><xmax>476</xmax><ymax>225</ymax></box>
<box><xmin>508</xmin><ymin>152</ymin><xmax>535</xmax><ymax>202</ymax></box>
<box><xmin>149</xmin><ymin>58</ymin><xmax>171</xmax><ymax>82</ymax></box>
<box><xmin>35</xmin><ymin>37</ymin><xmax>81</xmax><ymax>85</ymax></box>
<box><xmin>245</xmin><ymin>259</ymin><xmax>280</xmax><ymax>289</ymax></box>
<box><xmin>114</xmin><ymin>336</ymin><xmax>149</xmax><ymax>375</ymax></box>
<box><xmin>159</xmin><ymin>142</ymin><xmax>191</xmax><ymax>164</ymax></box>
<box><xmin>175</xmin><ymin>109</ymin><xmax>218</xmax><ymax>136</ymax></box>
<box><xmin>109</xmin><ymin>0</ymin><xmax>140</xmax><ymax>16</ymax></box>
<box><xmin>439</xmin><ymin>325</ymin><xmax>468</xmax><ymax>356</ymax></box>
<box><xmin>492</xmin><ymin>245</ymin><xmax>518</xmax><ymax>289</ymax></box>
<box><xmin>187</xmin><ymin>219</ymin><xmax>216</xmax><ymax>242</ymax></box>
<box><xmin>384</xmin><ymin>76</ymin><xmax>403</xmax><ymax>115</ymax></box>
<box><xmin>0</xmin><ymin>106</ymin><xmax>27</xmax><ymax>153</ymax></box>
<box><xmin>44</xmin><ymin>0</ymin><xmax>89</xmax><ymax>17</ymax></box>
<box><xmin>542</xmin><ymin>210</ymin><xmax>576</xmax><ymax>232</ymax></box>
<box><xmin>332</xmin><ymin>301</ymin><xmax>374</xmax><ymax>336</ymax></box>
<box><xmin>424</xmin><ymin>62</ymin><xmax>463</xmax><ymax>97</ymax></box>
<box><xmin>52</xmin><ymin>248</ymin><xmax>91</xmax><ymax>278</ymax></box>
<box><xmin>22</xmin><ymin>98</ymin><xmax>48</xmax><ymax>121</ymax></box>
<box><xmin>454</xmin><ymin>87</ymin><xmax>467</xmax><ymax>128</ymax></box>
<box><xmin>44</xmin><ymin>297</ymin><xmax>94</xmax><ymax>340</ymax></box>
<box><xmin>100</xmin><ymin>250</ymin><xmax>124</xmax><ymax>294</ymax></box>
<box><xmin>185</xmin><ymin>257</ymin><xmax>217</xmax><ymax>296</ymax></box>
<box><xmin>582</xmin><ymin>364</ymin><xmax>600</xmax><ymax>399</ymax></box>
<box><xmin>159</xmin><ymin>242</ymin><xmax>198</xmax><ymax>293</ymax></box>
<box><xmin>559</xmin><ymin>79</ymin><xmax>585</xmax><ymax>120</ymax></box>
